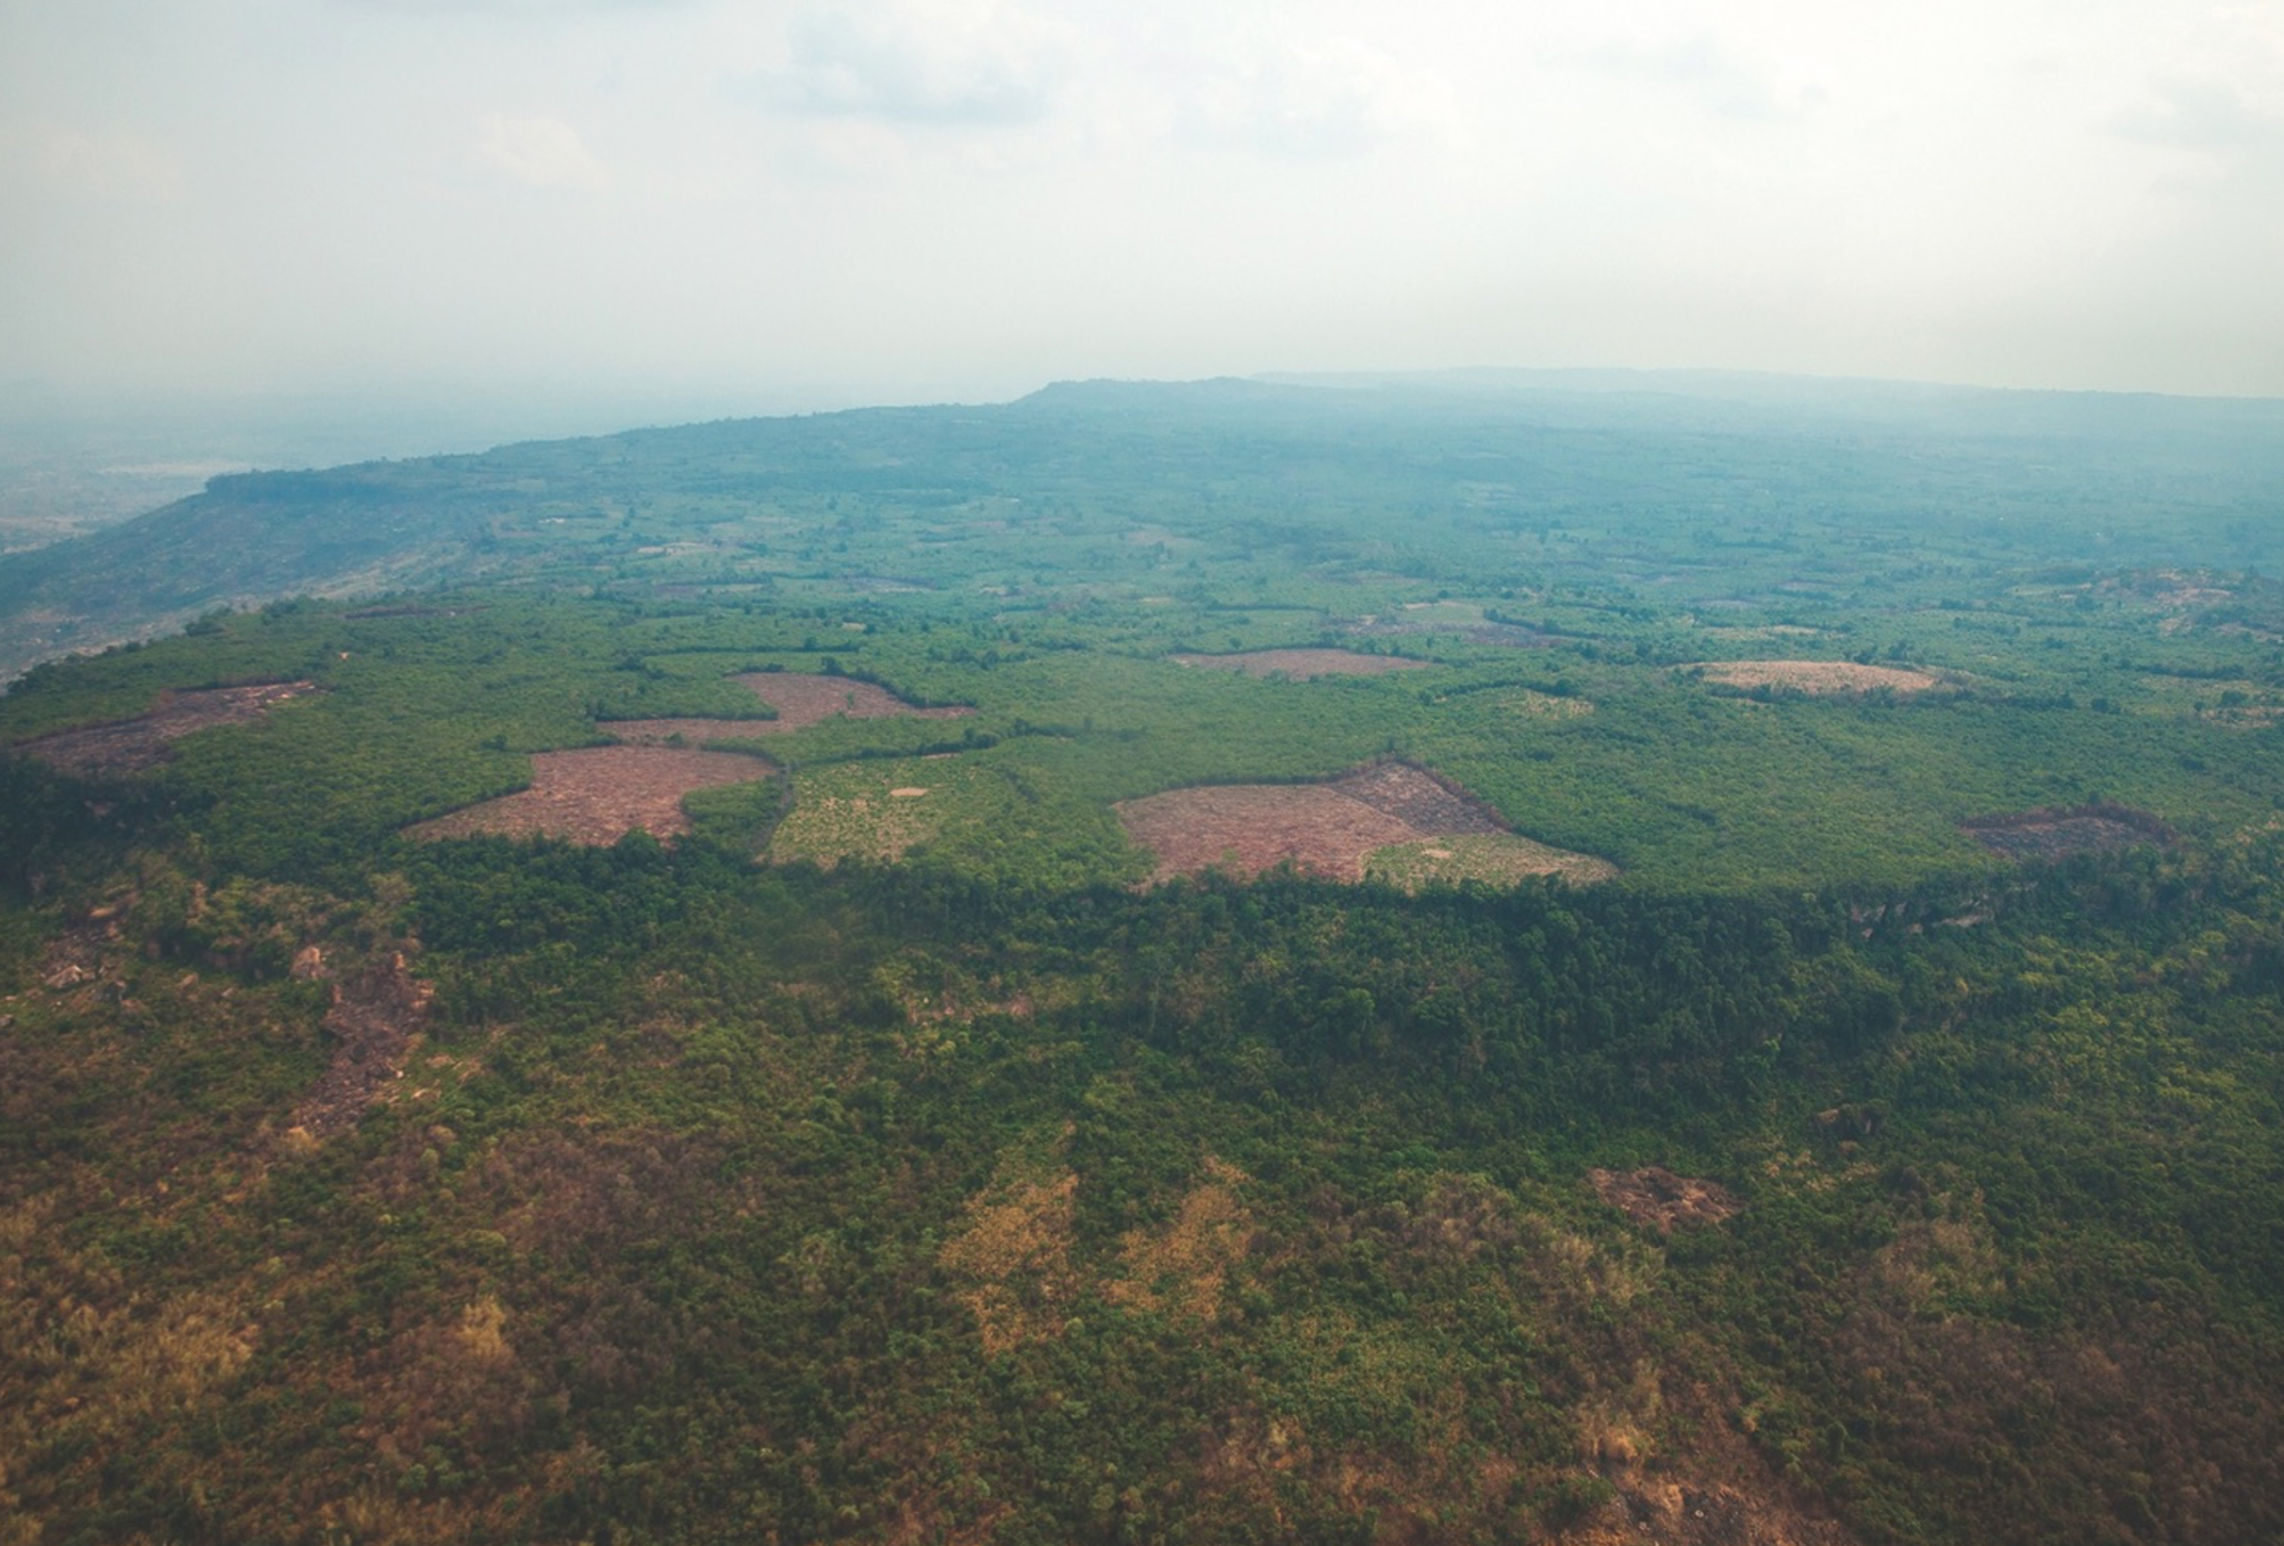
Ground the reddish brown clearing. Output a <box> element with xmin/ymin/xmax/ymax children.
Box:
<box><xmin>405</xmin><ymin>747</ymin><xmax>775</xmax><ymax>845</ymax></box>
<box><xmin>1120</xmin><ymin>784</ymin><xmax>1423</xmax><ymax>884</ymax></box>
<box><xmin>13</xmin><ymin>681</ymin><xmax>322</xmax><ymax>777</ymax></box>
<box><xmin>604</xmin><ymin>673</ymin><xmax>971</xmax><ymax>744</ymax></box>
<box><xmin>1588</xmin><ymin>1168</ymin><xmax>1741</xmax><ymax>1233</ymax></box>
<box><xmin>1169</xmin><ymin>649</ymin><xmax>1433</xmax><ymax>681</ymax></box>
<box><xmin>1333</xmin><ymin>760</ymin><xmax>1507</xmax><ymax>834</ymax></box>
<box><xmin>1117</xmin><ymin>761</ymin><xmax>1603</xmax><ymax>886</ymax></box>
<box><xmin>603</xmin><ymin>718</ymin><xmax>783</xmax><ymax>747</ymax></box>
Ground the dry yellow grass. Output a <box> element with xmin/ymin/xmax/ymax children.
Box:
<box><xmin>1686</xmin><ymin>659</ymin><xmax>1943</xmax><ymax>695</ymax></box>
<box><xmin>1108</xmin><ymin>1156</ymin><xmax>1254</xmax><ymax>1321</ymax></box>
<box><xmin>1367</xmin><ymin>834</ymin><xmax>1617</xmax><ymax>891</ymax></box>
<box><xmin>458</xmin><ymin>1295</ymin><xmax>511</xmax><ymax>1362</ymax></box>
<box><xmin>938</xmin><ymin>1155</ymin><xmax>1080</xmax><ymax>1354</ymax></box>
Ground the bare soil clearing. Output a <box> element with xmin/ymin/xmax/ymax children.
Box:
<box><xmin>602</xmin><ymin>673</ymin><xmax>971</xmax><ymax>747</ymax></box>
<box><xmin>1337</xmin><ymin>760</ymin><xmax>1506</xmax><ymax>833</ymax></box>
<box><xmin>1964</xmin><ymin>804</ymin><xmax>2170</xmax><ymax>860</ymax></box>
<box><xmin>1588</xmin><ymin>1168</ymin><xmax>1741</xmax><ymax>1232</ymax></box>
<box><xmin>1119</xmin><ymin>762</ymin><xmax>1611</xmax><ymax>887</ymax></box>
<box><xmin>1120</xmin><ymin>784</ymin><xmax>1422</xmax><ymax>883</ymax></box>
<box><xmin>1169</xmin><ymin>649</ymin><xmax>1434</xmax><ymax>681</ymax></box>
<box><xmin>14</xmin><ymin>681</ymin><xmax>322</xmax><ymax>777</ymax></box>
<box><xmin>1686</xmin><ymin>660</ymin><xmax>1942</xmax><ymax>696</ymax></box>
<box><xmin>405</xmin><ymin>746</ymin><xmax>775</xmax><ymax>845</ymax></box>
<box><xmin>601</xmin><ymin>718</ymin><xmax>782</xmax><ymax>748</ymax></box>
<box><xmin>733</xmin><ymin>673</ymin><xmax>972</xmax><ymax>728</ymax></box>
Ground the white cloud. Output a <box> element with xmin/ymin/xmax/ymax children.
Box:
<box><xmin>1577</xmin><ymin>34</ymin><xmax>1824</xmax><ymax>124</ymax></box>
<box><xmin>336</xmin><ymin>0</ymin><xmax>700</xmax><ymax>14</ymax></box>
<box><xmin>474</xmin><ymin>112</ymin><xmax>611</xmax><ymax>189</ymax></box>
<box><xmin>3</xmin><ymin>124</ymin><xmax>184</xmax><ymax>200</ymax></box>
<box><xmin>2113</xmin><ymin>75</ymin><xmax>2281</xmax><ymax>150</ymax></box>
<box><xmin>755</xmin><ymin>2</ymin><xmax>1063</xmax><ymax>127</ymax></box>
<box><xmin>1180</xmin><ymin>34</ymin><xmax>1466</xmax><ymax>158</ymax></box>
<box><xmin>8</xmin><ymin>0</ymin><xmax>2284</xmax><ymax>404</ymax></box>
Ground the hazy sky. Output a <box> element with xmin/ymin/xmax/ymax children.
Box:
<box><xmin>5</xmin><ymin>0</ymin><xmax>2281</xmax><ymax>419</ymax></box>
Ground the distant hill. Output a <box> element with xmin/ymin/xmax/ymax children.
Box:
<box><xmin>6</xmin><ymin>371</ymin><xmax>2281</xmax><ymax>684</ymax></box>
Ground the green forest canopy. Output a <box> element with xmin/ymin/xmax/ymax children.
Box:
<box><xmin>2</xmin><ymin>374</ymin><xmax>2281</xmax><ymax>1545</ymax></box>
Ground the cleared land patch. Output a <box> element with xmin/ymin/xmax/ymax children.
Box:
<box><xmin>1685</xmin><ymin>659</ymin><xmax>1943</xmax><ymax>696</ymax></box>
<box><xmin>1964</xmin><ymin>804</ymin><xmax>2170</xmax><ymax>861</ymax></box>
<box><xmin>602</xmin><ymin>673</ymin><xmax>972</xmax><ymax>747</ymax></box>
<box><xmin>1169</xmin><ymin>649</ymin><xmax>1433</xmax><ymax>681</ymax></box>
<box><xmin>602</xmin><ymin>717</ymin><xmax>780</xmax><ymax>748</ymax></box>
<box><xmin>1118</xmin><ymin>761</ymin><xmax>1610</xmax><ymax>887</ymax></box>
<box><xmin>735</xmin><ymin>672</ymin><xmax>972</xmax><ymax>728</ymax></box>
<box><xmin>13</xmin><ymin>681</ymin><xmax>323</xmax><ymax>777</ymax></box>
<box><xmin>405</xmin><ymin>746</ymin><xmax>775</xmax><ymax>845</ymax></box>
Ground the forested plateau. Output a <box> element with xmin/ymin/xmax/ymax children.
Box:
<box><xmin>3</xmin><ymin>373</ymin><xmax>2283</xmax><ymax>1545</ymax></box>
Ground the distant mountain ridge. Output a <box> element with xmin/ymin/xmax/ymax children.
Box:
<box><xmin>5</xmin><ymin>369</ymin><xmax>2281</xmax><ymax>685</ymax></box>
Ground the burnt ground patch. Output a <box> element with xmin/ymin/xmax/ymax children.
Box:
<box><xmin>12</xmin><ymin>682</ymin><xmax>324</xmax><ymax>778</ymax></box>
<box><xmin>1963</xmin><ymin>804</ymin><xmax>2172</xmax><ymax>861</ymax></box>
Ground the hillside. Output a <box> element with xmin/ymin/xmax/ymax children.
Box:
<box><xmin>7</xmin><ymin>372</ymin><xmax>2282</xmax><ymax>684</ymax></box>
<box><xmin>3</xmin><ymin>374</ymin><xmax>2283</xmax><ymax>1544</ymax></box>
